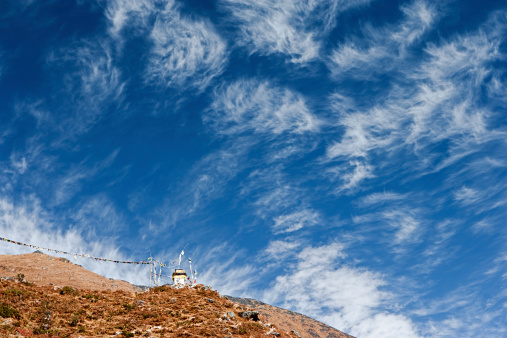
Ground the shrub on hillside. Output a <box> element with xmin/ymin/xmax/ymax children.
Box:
<box><xmin>0</xmin><ymin>303</ymin><xmax>21</xmax><ymax>319</ymax></box>
<box><xmin>60</xmin><ymin>286</ymin><xmax>78</xmax><ymax>296</ymax></box>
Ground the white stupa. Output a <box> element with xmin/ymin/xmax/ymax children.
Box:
<box><xmin>172</xmin><ymin>268</ymin><xmax>187</xmax><ymax>285</ymax></box>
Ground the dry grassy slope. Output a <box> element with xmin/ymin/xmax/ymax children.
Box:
<box><xmin>0</xmin><ymin>253</ymin><xmax>353</xmax><ymax>338</ymax></box>
<box><xmin>0</xmin><ymin>279</ymin><xmax>290</xmax><ymax>337</ymax></box>
<box><xmin>223</xmin><ymin>297</ymin><xmax>354</xmax><ymax>338</ymax></box>
<box><xmin>0</xmin><ymin>252</ymin><xmax>143</xmax><ymax>293</ymax></box>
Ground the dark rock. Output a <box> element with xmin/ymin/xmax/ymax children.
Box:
<box><xmin>239</xmin><ymin>311</ymin><xmax>260</xmax><ymax>321</ymax></box>
<box><xmin>208</xmin><ymin>298</ymin><xmax>214</xmax><ymax>303</ymax></box>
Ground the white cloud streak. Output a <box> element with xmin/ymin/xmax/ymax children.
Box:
<box><xmin>240</xmin><ymin>167</ymin><xmax>308</xmax><ymax>224</ymax></box>
<box><xmin>221</xmin><ymin>0</ymin><xmax>373</xmax><ymax>63</ymax></box>
<box><xmin>359</xmin><ymin>191</ymin><xmax>406</xmax><ymax>207</ymax></box>
<box><xmin>105</xmin><ymin>0</ymin><xmax>153</xmax><ymax>36</ymax></box>
<box><xmin>195</xmin><ymin>243</ymin><xmax>257</xmax><ymax>296</ymax></box>
<box><xmin>49</xmin><ymin>149</ymin><xmax>120</xmax><ymax>207</ymax></box>
<box><xmin>453</xmin><ymin>186</ymin><xmax>484</xmax><ymax>206</ymax></box>
<box><xmin>272</xmin><ymin>209</ymin><xmax>320</xmax><ymax>234</ymax></box>
<box><xmin>151</xmin><ymin>142</ymin><xmax>250</xmax><ymax>231</ymax></box>
<box><xmin>0</xmin><ymin>196</ymin><xmax>147</xmax><ymax>285</ymax></box>
<box><xmin>382</xmin><ymin>210</ymin><xmax>421</xmax><ymax>245</ymax></box>
<box><xmin>264</xmin><ymin>243</ymin><xmax>420</xmax><ymax>338</ymax></box>
<box><xmin>47</xmin><ymin>41</ymin><xmax>125</xmax><ymax>138</ymax></box>
<box><xmin>206</xmin><ymin>79</ymin><xmax>321</xmax><ymax>137</ymax></box>
<box><xmin>325</xmin><ymin>11</ymin><xmax>506</xmax><ymax>190</ymax></box>
<box><xmin>263</xmin><ymin>239</ymin><xmax>302</xmax><ymax>262</ymax></box>
<box><xmin>413</xmin><ymin>283</ymin><xmax>507</xmax><ymax>337</ymax></box>
<box><xmin>106</xmin><ymin>0</ymin><xmax>228</xmax><ymax>91</ymax></box>
<box><xmin>329</xmin><ymin>0</ymin><xmax>438</xmax><ymax>78</ymax></box>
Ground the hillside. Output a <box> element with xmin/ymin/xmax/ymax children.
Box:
<box><xmin>0</xmin><ymin>252</ymin><xmax>353</xmax><ymax>337</ymax></box>
<box><xmin>223</xmin><ymin>296</ymin><xmax>351</xmax><ymax>338</ymax></box>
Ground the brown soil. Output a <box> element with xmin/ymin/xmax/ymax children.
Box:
<box><xmin>0</xmin><ymin>252</ymin><xmax>141</xmax><ymax>294</ymax></box>
<box><xmin>0</xmin><ymin>252</ymin><xmax>353</xmax><ymax>337</ymax></box>
<box><xmin>0</xmin><ymin>279</ymin><xmax>291</xmax><ymax>337</ymax></box>
<box><xmin>224</xmin><ymin>296</ymin><xmax>354</xmax><ymax>338</ymax></box>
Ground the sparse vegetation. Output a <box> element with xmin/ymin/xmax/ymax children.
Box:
<box><xmin>122</xmin><ymin>302</ymin><xmax>136</xmax><ymax>311</ymax></box>
<box><xmin>69</xmin><ymin>313</ymin><xmax>79</xmax><ymax>327</ymax></box>
<box><xmin>152</xmin><ymin>285</ymin><xmax>168</xmax><ymax>293</ymax></box>
<box><xmin>15</xmin><ymin>273</ymin><xmax>34</xmax><ymax>286</ymax></box>
<box><xmin>121</xmin><ymin>330</ymin><xmax>135</xmax><ymax>337</ymax></box>
<box><xmin>0</xmin><ymin>303</ymin><xmax>21</xmax><ymax>319</ymax></box>
<box><xmin>60</xmin><ymin>285</ymin><xmax>78</xmax><ymax>296</ymax></box>
<box><xmin>0</xmin><ymin>279</ymin><xmax>298</xmax><ymax>337</ymax></box>
<box><xmin>82</xmin><ymin>293</ymin><xmax>100</xmax><ymax>301</ymax></box>
<box><xmin>142</xmin><ymin>312</ymin><xmax>158</xmax><ymax>319</ymax></box>
<box><xmin>3</xmin><ymin>289</ymin><xmax>22</xmax><ymax>297</ymax></box>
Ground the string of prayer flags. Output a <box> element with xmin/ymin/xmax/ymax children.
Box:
<box><xmin>0</xmin><ymin>236</ymin><xmax>176</xmax><ymax>267</ymax></box>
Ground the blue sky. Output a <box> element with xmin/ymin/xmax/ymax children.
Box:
<box><xmin>0</xmin><ymin>0</ymin><xmax>506</xmax><ymax>337</ymax></box>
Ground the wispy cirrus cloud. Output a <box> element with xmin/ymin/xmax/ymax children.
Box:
<box><xmin>194</xmin><ymin>243</ymin><xmax>258</xmax><ymax>297</ymax></box>
<box><xmin>263</xmin><ymin>242</ymin><xmax>420</xmax><ymax>338</ymax></box>
<box><xmin>0</xmin><ymin>195</ymin><xmax>147</xmax><ymax>285</ymax></box>
<box><xmin>205</xmin><ymin>79</ymin><xmax>321</xmax><ymax>137</ymax></box>
<box><xmin>329</xmin><ymin>0</ymin><xmax>438</xmax><ymax>78</ymax></box>
<box><xmin>262</xmin><ymin>239</ymin><xmax>302</xmax><ymax>263</ymax></box>
<box><xmin>358</xmin><ymin>191</ymin><xmax>407</xmax><ymax>207</ymax></box>
<box><xmin>453</xmin><ymin>186</ymin><xmax>483</xmax><ymax>206</ymax></box>
<box><xmin>9</xmin><ymin>153</ymin><xmax>27</xmax><ymax>175</ymax></box>
<box><xmin>413</xmin><ymin>280</ymin><xmax>507</xmax><ymax>337</ymax></box>
<box><xmin>148</xmin><ymin>6</ymin><xmax>227</xmax><ymax>91</ymax></box>
<box><xmin>445</xmin><ymin>154</ymin><xmax>507</xmax><ymax>217</ymax></box>
<box><xmin>203</xmin><ymin>79</ymin><xmax>324</xmax><ymax>238</ymax></box>
<box><xmin>70</xmin><ymin>194</ymin><xmax>127</xmax><ymax>238</ymax></box>
<box><xmin>272</xmin><ymin>209</ymin><xmax>320</xmax><ymax>234</ymax></box>
<box><xmin>240</xmin><ymin>167</ymin><xmax>309</xmax><ymax>223</ymax></box>
<box><xmin>106</xmin><ymin>0</ymin><xmax>228</xmax><ymax>91</ymax></box>
<box><xmin>47</xmin><ymin>149</ymin><xmax>120</xmax><ymax>207</ymax></box>
<box><xmin>105</xmin><ymin>0</ymin><xmax>153</xmax><ymax>36</ymax></box>
<box><xmin>352</xmin><ymin>207</ymin><xmax>426</xmax><ymax>251</ymax></box>
<box><xmin>46</xmin><ymin>41</ymin><xmax>125</xmax><ymax>138</ymax></box>
<box><xmin>220</xmin><ymin>0</ymin><xmax>373</xmax><ymax>63</ymax></box>
<box><xmin>325</xmin><ymin>10</ymin><xmax>506</xmax><ymax>191</ymax></box>
<box><xmin>148</xmin><ymin>142</ymin><xmax>250</xmax><ymax>233</ymax></box>
<box><xmin>382</xmin><ymin>210</ymin><xmax>422</xmax><ymax>245</ymax></box>
<box><xmin>326</xmin><ymin>159</ymin><xmax>375</xmax><ymax>193</ymax></box>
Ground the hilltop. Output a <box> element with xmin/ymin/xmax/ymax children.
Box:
<box><xmin>0</xmin><ymin>252</ymin><xmax>353</xmax><ymax>337</ymax></box>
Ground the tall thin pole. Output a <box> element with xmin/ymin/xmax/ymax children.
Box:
<box><xmin>157</xmin><ymin>262</ymin><xmax>162</xmax><ymax>286</ymax></box>
<box><xmin>149</xmin><ymin>257</ymin><xmax>153</xmax><ymax>289</ymax></box>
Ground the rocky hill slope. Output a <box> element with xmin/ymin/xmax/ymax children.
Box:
<box><xmin>223</xmin><ymin>296</ymin><xmax>350</xmax><ymax>338</ymax></box>
<box><xmin>0</xmin><ymin>252</ymin><xmax>353</xmax><ymax>337</ymax></box>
